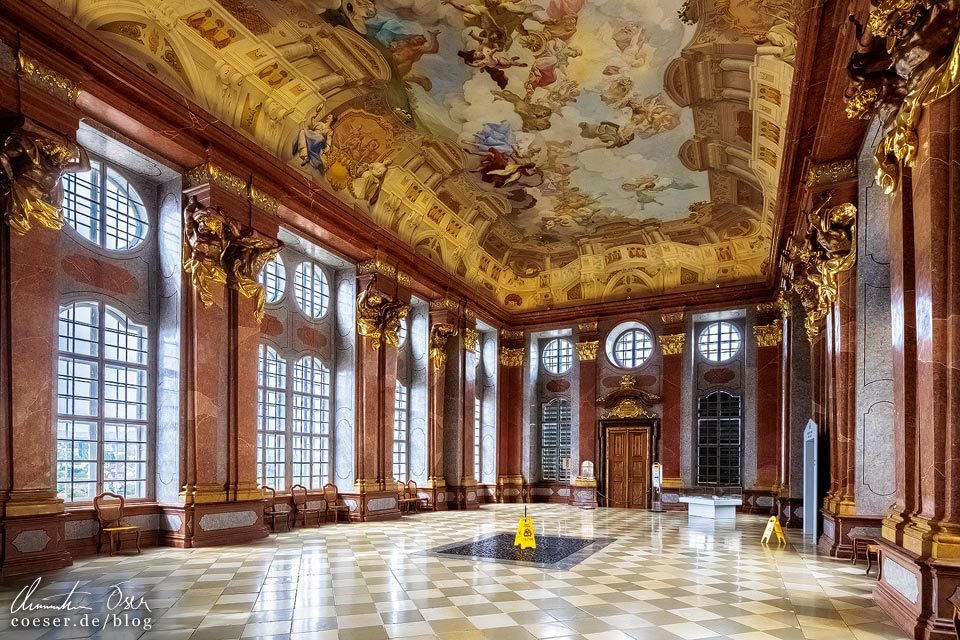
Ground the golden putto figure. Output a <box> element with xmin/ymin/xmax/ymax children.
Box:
<box><xmin>0</xmin><ymin>126</ymin><xmax>89</xmax><ymax>235</ymax></box>
<box><xmin>182</xmin><ymin>196</ymin><xmax>282</xmax><ymax>321</ymax></box>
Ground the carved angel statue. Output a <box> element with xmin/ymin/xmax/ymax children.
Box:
<box><xmin>0</xmin><ymin>127</ymin><xmax>89</xmax><ymax>235</ymax></box>
<box><xmin>356</xmin><ymin>278</ymin><xmax>409</xmax><ymax>348</ymax></box>
<box><xmin>182</xmin><ymin>196</ymin><xmax>282</xmax><ymax>321</ymax></box>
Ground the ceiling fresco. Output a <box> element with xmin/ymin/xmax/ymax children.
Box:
<box><xmin>51</xmin><ymin>0</ymin><xmax>799</xmax><ymax>310</ymax></box>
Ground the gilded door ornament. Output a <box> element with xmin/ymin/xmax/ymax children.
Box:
<box><xmin>463</xmin><ymin>328</ymin><xmax>479</xmax><ymax>353</ymax></box>
<box><xmin>182</xmin><ymin>196</ymin><xmax>282</xmax><ymax>322</ymax></box>
<box><xmin>784</xmin><ymin>193</ymin><xmax>857</xmax><ymax>340</ymax></box>
<box><xmin>846</xmin><ymin>0</ymin><xmax>960</xmax><ymax>193</ymax></box>
<box><xmin>356</xmin><ymin>279</ymin><xmax>409</xmax><ymax>349</ymax></box>
<box><xmin>498</xmin><ymin>346</ymin><xmax>525</xmax><ymax>367</ymax></box>
<box><xmin>658</xmin><ymin>333</ymin><xmax>685</xmax><ymax>355</ymax></box>
<box><xmin>0</xmin><ymin>127</ymin><xmax>89</xmax><ymax>235</ymax></box>
<box><xmin>429</xmin><ymin>323</ymin><xmax>458</xmax><ymax>369</ymax></box>
<box><xmin>575</xmin><ymin>340</ymin><xmax>598</xmax><ymax>361</ymax></box>
<box><xmin>753</xmin><ymin>320</ymin><xmax>784</xmax><ymax>347</ymax></box>
<box><xmin>600</xmin><ymin>398</ymin><xmax>657</xmax><ymax>420</ymax></box>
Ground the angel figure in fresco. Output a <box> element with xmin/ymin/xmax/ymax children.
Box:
<box><xmin>612</xmin><ymin>21</ymin><xmax>649</xmax><ymax>67</ymax></box>
<box><xmin>293</xmin><ymin>107</ymin><xmax>337</xmax><ymax>174</ymax></box>
<box><xmin>350</xmin><ymin>160</ymin><xmax>391</xmax><ymax>205</ymax></box>
<box><xmin>457</xmin><ymin>47</ymin><xmax>528</xmax><ymax>89</ymax></box>
<box><xmin>621</xmin><ymin>176</ymin><xmax>698</xmax><ymax>209</ymax></box>
<box><xmin>476</xmin><ymin>145</ymin><xmax>541</xmax><ymax>187</ymax></box>
<box><xmin>0</xmin><ymin>127</ymin><xmax>89</xmax><ymax>235</ymax></box>
<box><xmin>579</xmin><ymin>93</ymin><xmax>680</xmax><ymax>148</ymax></box>
<box><xmin>442</xmin><ymin>0</ymin><xmax>553</xmax><ymax>33</ymax></box>
<box><xmin>524</xmin><ymin>38</ymin><xmax>582</xmax><ymax>96</ymax></box>
<box><xmin>491</xmin><ymin>89</ymin><xmax>553</xmax><ymax>130</ymax></box>
<box><xmin>384</xmin><ymin>29</ymin><xmax>441</xmax><ymax>91</ymax></box>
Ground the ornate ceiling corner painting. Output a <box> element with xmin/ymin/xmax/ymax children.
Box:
<box><xmin>55</xmin><ymin>0</ymin><xmax>798</xmax><ymax>311</ymax></box>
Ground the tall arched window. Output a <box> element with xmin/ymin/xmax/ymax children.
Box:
<box><xmin>292</xmin><ymin>356</ymin><xmax>331</xmax><ymax>487</ymax></box>
<box><xmin>57</xmin><ymin>301</ymin><xmax>149</xmax><ymax>501</ymax></box>
<box><xmin>257</xmin><ymin>345</ymin><xmax>287</xmax><ymax>490</ymax></box>
<box><xmin>393</xmin><ymin>382</ymin><xmax>409</xmax><ymax>480</ymax></box>
<box><xmin>697</xmin><ymin>391</ymin><xmax>742</xmax><ymax>486</ymax></box>
<box><xmin>541</xmin><ymin>398</ymin><xmax>572</xmax><ymax>482</ymax></box>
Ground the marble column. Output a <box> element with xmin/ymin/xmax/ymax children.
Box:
<box><xmin>424</xmin><ymin>301</ymin><xmax>457</xmax><ymax>510</ymax></box>
<box><xmin>658</xmin><ymin>314</ymin><xmax>685</xmax><ymax>503</ymax></box>
<box><xmin>496</xmin><ymin>331</ymin><xmax>525</xmax><ymax>502</ymax></box>
<box><xmin>449</xmin><ymin>312</ymin><xmax>479</xmax><ymax>510</ymax></box>
<box><xmin>571</xmin><ymin>321</ymin><xmax>598</xmax><ymax>509</ymax></box>
<box><xmin>350</xmin><ymin>267</ymin><xmax>409</xmax><ymax>521</ymax></box>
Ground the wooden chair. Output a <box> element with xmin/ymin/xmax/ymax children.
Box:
<box><xmin>397</xmin><ymin>481</ymin><xmax>416</xmax><ymax>513</ymax></box>
<box><xmin>93</xmin><ymin>491</ymin><xmax>141</xmax><ymax>556</ymax></box>
<box><xmin>323</xmin><ymin>483</ymin><xmax>349</xmax><ymax>522</ymax></box>
<box><xmin>262</xmin><ymin>486</ymin><xmax>290</xmax><ymax>532</ymax></box>
<box><xmin>290</xmin><ymin>484</ymin><xmax>324</xmax><ymax>527</ymax></box>
<box><xmin>407</xmin><ymin>480</ymin><xmax>431</xmax><ymax>512</ymax></box>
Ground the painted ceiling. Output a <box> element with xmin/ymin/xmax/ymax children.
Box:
<box><xmin>53</xmin><ymin>0</ymin><xmax>798</xmax><ymax>310</ymax></box>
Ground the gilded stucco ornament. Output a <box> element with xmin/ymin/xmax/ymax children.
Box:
<box><xmin>757</xmin><ymin>291</ymin><xmax>790</xmax><ymax>316</ymax></box>
<box><xmin>498</xmin><ymin>346</ymin><xmax>525</xmax><ymax>367</ymax></box>
<box><xmin>600</xmin><ymin>398</ymin><xmax>657</xmax><ymax>420</ymax></box>
<box><xmin>429</xmin><ymin>323</ymin><xmax>458</xmax><ymax>369</ymax></box>
<box><xmin>182</xmin><ymin>196</ymin><xmax>282</xmax><ymax>322</ymax></box>
<box><xmin>0</xmin><ymin>127</ymin><xmax>89</xmax><ymax>235</ymax></box>
<box><xmin>356</xmin><ymin>279</ymin><xmax>409</xmax><ymax>349</ymax></box>
<box><xmin>846</xmin><ymin>0</ymin><xmax>960</xmax><ymax>193</ymax></box>
<box><xmin>17</xmin><ymin>51</ymin><xmax>80</xmax><ymax>104</ymax></box>
<box><xmin>463</xmin><ymin>328</ymin><xmax>479</xmax><ymax>353</ymax></box>
<box><xmin>753</xmin><ymin>320</ymin><xmax>784</xmax><ymax>347</ymax></box>
<box><xmin>575</xmin><ymin>340</ymin><xmax>598</xmax><ymax>361</ymax></box>
<box><xmin>784</xmin><ymin>193</ymin><xmax>857</xmax><ymax>340</ymax></box>
<box><xmin>658</xmin><ymin>333</ymin><xmax>685</xmax><ymax>355</ymax></box>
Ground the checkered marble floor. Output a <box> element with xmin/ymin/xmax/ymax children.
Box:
<box><xmin>0</xmin><ymin>504</ymin><xmax>910</xmax><ymax>640</ymax></box>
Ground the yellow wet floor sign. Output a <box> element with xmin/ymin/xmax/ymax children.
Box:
<box><xmin>514</xmin><ymin>516</ymin><xmax>536</xmax><ymax>549</ymax></box>
<box><xmin>761</xmin><ymin>515</ymin><xmax>786</xmax><ymax>545</ymax></box>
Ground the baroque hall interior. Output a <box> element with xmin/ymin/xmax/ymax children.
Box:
<box><xmin>0</xmin><ymin>0</ymin><xmax>958</xmax><ymax>638</ymax></box>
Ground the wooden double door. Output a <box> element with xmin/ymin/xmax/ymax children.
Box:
<box><xmin>602</xmin><ymin>422</ymin><xmax>656</xmax><ymax>509</ymax></box>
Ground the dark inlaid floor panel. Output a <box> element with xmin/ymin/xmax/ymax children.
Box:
<box><xmin>424</xmin><ymin>532</ymin><xmax>616</xmax><ymax>569</ymax></box>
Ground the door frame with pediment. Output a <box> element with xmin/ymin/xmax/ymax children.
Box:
<box><xmin>596</xmin><ymin>384</ymin><xmax>661</xmax><ymax>509</ymax></box>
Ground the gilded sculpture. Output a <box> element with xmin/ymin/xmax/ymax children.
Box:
<box><xmin>498</xmin><ymin>346</ymin><xmax>525</xmax><ymax>367</ymax></box>
<box><xmin>784</xmin><ymin>192</ymin><xmax>857</xmax><ymax>339</ymax></box>
<box><xmin>658</xmin><ymin>333</ymin><xmax>685</xmax><ymax>355</ymax></box>
<box><xmin>182</xmin><ymin>196</ymin><xmax>282</xmax><ymax>322</ymax></box>
<box><xmin>846</xmin><ymin>0</ymin><xmax>960</xmax><ymax>193</ymax></box>
<box><xmin>575</xmin><ymin>340</ymin><xmax>598</xmax><ymax>361</ymax></box>
<box><xmin>356</xmin><ymin>278</ymin><xmax>409</xmax><ymax>349</ymax></box>
<box><xmin>463</xmin><ymin>327</ymin><xmax>480</xmax><ymax>353</ymax></box>
<box><xmin>0</xmin><ymin>126</ymin><xmax>89</xmax><ymax>235</ymax></box>
<box><xmin>429</xmin><ymin>323</ymin><xmax>458</xmax><ymax>369</ymax></box>
<box><xmin>753</xmin><ymin>320</ymin><xmax>784</xmax><ymax>347</ymax></box>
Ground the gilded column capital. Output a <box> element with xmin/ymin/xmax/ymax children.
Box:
<box><xmin>753</xmin><ymin>319</ymin><xmax>784</xmax><ymax>347</ymax></box>
<box><xmin>186</xmin><ymin>163</ymin><xmax>280</xmax><ymax>215</ymax></box>
<box><xmin>429</xmin><ymin>322</ymin><xmax>458</xmax><ymax>369</ymax></box>
<box><xmin>0</xmin><ymin>127</ymin><xmax>89</xmax><ymax>235</ymax></box>
<box><xmin>182</xmin><ymin>197</ymin><xmax>283</xmax><ymax>322</ymax></box>
<box><xmin>356</xmin><ymin>279</ymin><xmax>410</xmax><ymax>349</ymax></box>
<box><xmin>659</xmin><ymin>333</ymin><xmax>685</xmax><ymax>355</ymax></box>
<box><xmin>463</xmin><ymin>327</ymin><xmax>479</xmax><ymax>353</ymax></box>
<box><xmin>756</xmin><ymin>291</ymin><xmax>791</xmax><ymax>317</ymax></box>
<box><xmin>577</xmin><ymin>321</ymin><xmax>598</xmax><ymax>333</ymax></box>
<box><xmin>575</xmin><ymin>340</ymin><xmax>598</xmax><ymax>361</ymax></box>
<box><xmin>498</xmin><ymin>346</ymin><xmax>525</xmax><ymax>367</ymax></box>
<box><xmin>358</xmin><ymin>258</ymin><xmax>398</xmax><ymax>282</ymax></box>
<box><xmin>500</xmin><ymin>329</ymin><xmax>524</xmax><ymax>341</ymax></box>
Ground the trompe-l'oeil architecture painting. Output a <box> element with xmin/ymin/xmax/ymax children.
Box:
<box><xmin>49</xmin><ymin>0</ymin><xmax>796</xmax><ymax>310</ymax></box>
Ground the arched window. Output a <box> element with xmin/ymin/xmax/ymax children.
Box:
<box><xmin>697</xmin><ymin>391</ymin><xmax>742</xmax><ymax>486</ymax></box>
<box><xmin>393</xmin><ymin>382</ymin><xmax>409</xmax><ymax>480</ymax></box>
<box><xmin>257</xmin><ymin>345</ymin><xmax>287</xmax><ymax>490</ymax></box>
<box><xmin>541</xmin><ymin>398</ymin><xmax>572</xmax><ymax>482</ymax></box>
<box><xmin>293</xmin><ymin>261</ymin><xmax>330</xmax><ymax>318</ymax></box>
<box><xmin>612</xmin><ymin>327</ymin><xmax>654</xmax><ymax>368</ymax></box>
<box><xmin>542</xmin><ymin>338</ymin><xmax>574</xmax><ymax>375</ymax></box>
<box><xmin>62</xmin><ymin>160</ymin><xmax>148</xmax><ymax>250</ymax></box>
<box><xmin>57</xmin><ymin>301</ymin><xmax>149</xmax><ymax>501</ymax></box>
<box><xmin>259</xmin><ymin>254</ymin><xmax>286</xmax><ymax>304</ymax></box>
<box><xmin>698</xmin><ymin>321</ymin><xmax>742</xmax><ymax>362</ymax></box>
<box><xmin>292</xmin><ymin>356</ymin><xmax>331</xmax><ymax>487</ymax></box>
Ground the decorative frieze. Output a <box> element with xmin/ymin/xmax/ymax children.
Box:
<box><xmin>757</xmin><ymin>291</ymin><xmax>791</xmax><ymax>316</ymax></box>
<box><xmin>182</xmin><ymin>197</ymin><xmax>283</xmax><ymax>321</ymax></box>
<box><xmin>429</xmin><ymin>297</ymin><xmax>462</xmax><ymax>314</ymax></box>
<box><xmin>805</xmin><ymin>159</ymin><xmax>857</xmax><ymax>187</ymax></box>
<box><xmin>500</xmin><ymin>329</ymin><xmax>524</xmax><ymax>341</ymax></box>
<box><xmin>753</xmin><ymin>320</ymin><xmax>784</xmax><ymax>347</ymax></box>
<box><xmin>358</xmin><ymin>258</ymin><xmax>398</xmax><ymax>281</ymax></box>
<box><xmin>186</xmin><ymin>163</ymin><xmax>280</xmax><ymax>214</ymax></box>
<box><xmin>17</xmin><ymin>51</ymin><xmax>80</xmax><ymax>104</ymax></box>
<box><xmin>498</xmin><ymin>346</ymin><xmax>524</xmax><ymax>367</ymax></box>
<box><xmin>660</xmin><ymin>311</ymin><xmax>684</xmax><ymax>324</ymax></box>
<box><xmin>575</xmin><ymin>340</ymin><xmax>598</xmax><ymax>361</ymax></box>
<box><xmin>659</xmin><ymin>333</ymin><xmax>685</xmax><ymax>355</ymax></box>
<box><xmin>0</xmin><ymin>126</ymin><xmax>89</xmax><ymax>235</ymax></box>
<box><xmin>577</xmin><ymin>321</ymin><xmax>598</xmax><ymax>333</ymax></box>
<box><xmin>356</xmin><ymin>279</ymin><xmax>409</xmax><ymax>349</ymax></box>
<box><xmin>429</xmin><ymin>323</ymin><xmax>458</xmax><ymax>369</ymax></box>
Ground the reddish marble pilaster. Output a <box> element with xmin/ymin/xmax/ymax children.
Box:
<box><xmin>450</xmin><ymin>313</ymin><xmax>479</xmax><ymax>510</ymax></box>
<box><xmin>658</xmin><ymin>318</ymin><xmax>685</xmax><ymax>494</ymax></box>
<box><xmin>496</xmin><ymin>331</ymin><xmax>525</xmax><ymax>502</ymax></box>
<box><xmin>777</xmin><ymin>307</ymin><xmax>795</xmax><ymax>525</ymax></box>
<box><xmin>572</xmin><ymin>322</ymin><xmax>598</xmax><ymax>509</ymax></box>
<box><xmin>425</xmin><ymin>305</ymin><xmax>456</xmax><ymax>510</ymax></box>
<box><xmin>228</xmin><ymin>292</ymin><xmax>263</xmax><ymax>501</ymax></box>
<box><xmin>753</xmin><ymin>312</ymin><xmax>783</xmax><ymax>512</ymax></box>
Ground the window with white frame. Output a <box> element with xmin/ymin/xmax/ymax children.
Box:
<box><xmin>292</xmin><ymin>356</ymin><xmax>331</xmax><ymax>487</ymax></box>
<box><xmin>293</xmin><ymin>261</ymin><xmax>329</xmax><ymax>318</ymax></box>
<box><xmin>612</xmin><ymin>327</ymin><xmax>654</xmax><ymax>368</ymax></box>
<box><xmin>57</xmin><ymin>301</ymin><xmax>149</xmax><ymax>501</ymax></box>
<box><xmin>698</xmin><ymin>321</ymin><xmax>742</xmax><ymax>363</ymax></box>
<box><xmin>257</xmin><ymin>345</ymin><xmax>287</xmax><ymax>490</ymax></box>
<box><xmin>697</xmin><ymin>391</ymin><xmax>742</xmax><ymax>486</ymax></box>
<box><xmin>540</xmin><ymin>398</ymin><xmax>572</xmax><ymax>482</ymax></box>
<box><xmin>62</xmin><ymin>159</ymin><xmax>149</xmax><ymax>251</ymax></box>
<box><xmin>393</xmin><ymin>382</ymin><xmax>409</xmax><ymax>480</ymax></box>
<box><xmin>542</xmin><ymin>338</ymin><xmax>574</xmax><ymax>375</ymax></box>
<box><xmin>259</xmin><ymin>254</ymin><xmax>286</xmax><ymax>304</ymax></box>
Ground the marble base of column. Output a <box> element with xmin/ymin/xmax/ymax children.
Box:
<box><xmin>818</xmin><ymin>509</ymin><xmax>883</xmax><ymax>558</ymax></box>
<box><xmin>874</xmin><ymin>539</ymin><xmax>960</xmax><ymax>640</ymax></box>
<box><xmin>660</xmin><ymin>478</ymin><xmax>683</xmax><ymax>511</ymax></box>
<box><xmin>227</xmin><ymin>482</ymin><xmax>265</xmax><ymax>502</ymax></box>
<box><xmin>423</xmin><ymin>477</ymin><xmax>449</xmax><ymax>511</ymax></box>
<box><xmin>342</xmin><ymin>487</ymin><xmax>402</xmax><ymax>521</ymax></box>
<box><xmin>570</xmin><ymin>477</ymin><xmax>597</xmax><ymax>509</ymax></box>
<box><xmin>742</xmin><ymin>486</ymin><xmax>777</xmax><ymax>515</ymax></box>
<box><xmin>497</xmin><ymin>475</ymin><xmax>524</xmax><ymax>503</ymax></box>
<box><xmin>449</xmin><ymin>478</ymin><xmax>480</xmax><ymax>510</ymax></box>
<box><xmin>180</xmin><ymin>483</ymin><xmax>228</xmax><ymax>504</ymax></box>
<box><xmin>0</xmin><ymin>513</ymin><xmax>71</xmax><ymax>576</ymax></box>
<box><xmin>776</xmin><ymin>491</ymin><xmax>804</xmax><ymax>529</ymax></box>
<box><xmin>157</xmin><ymin>500</ymin><xmax>269</xmax><ymax>548</ymax></box>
